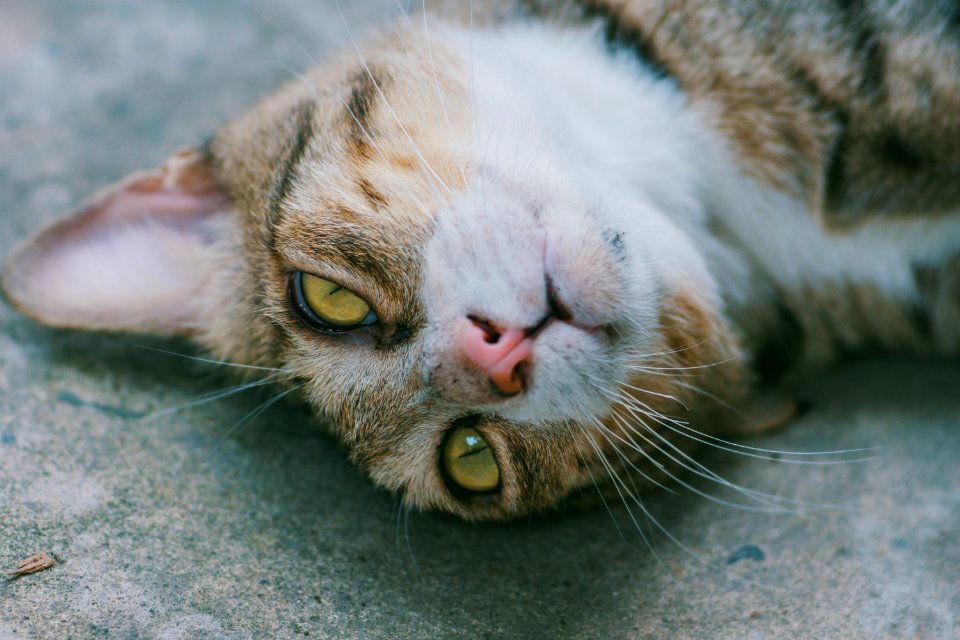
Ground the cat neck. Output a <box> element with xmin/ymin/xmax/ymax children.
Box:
<box><xmin>451</xmin><ymin>21</ymin><xmax>719</xmax><ymax>229</ymax></box>
<box><xmin>446</xmin><ymin>19</ymin><xmax>729</xmax><ymax>308</ymax></box>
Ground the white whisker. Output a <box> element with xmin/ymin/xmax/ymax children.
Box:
<box><xmin>619</xmin><ymin>387</ymin><xmax>879</xmax><ymax>463</ymax></box>
<box><xmin>145</xmin><ymin>374</ymin><xmax>284</xmax><ymax>419</ymax></box>
<box><xmin>576</xmin><ymin>424</ymin><xmax>664</xmax><ymax>566</ymax></box>
<box><xmin>615</xmin><ymin>400</ymin><xmax>844</xmax><ymax>511</ymax></box>
<box><xmin>403</xmin><ymin>504</ymin><xmax>423</xmax><ymax>579</ymax></box>
<box><xmin>211</xmin><ymin>386</ymin><xmax>298</xmax><ymax>452</ymax></box>
<box><xmin>587</xmin><ymin>416</ymin><xmax>676</xmax><ymax>494</ymax></box>
<box><xmin>254</xmin><ymin>9</ymin><xmax>394</xmax><ymax>167</ymax></box>
<box><xmin>419</xmin><ymin>1</ymin><xmax>466</xmax><ymax>180</ymax></box>
<box><xmin>608</xmin><ymin>407</ymin><xmax>813</xmax><ymax>512</ymax></box>
<box><xmin>629</xmin><ymin>358</ymin><xmax>738</xmax><ymax>373</ymax></box>
<box><xmin>135</xmin><ymin>345</ymin><xmax>287</xmax><ymax>373</ymax></box>
<box><xmin>572</xmin><ymin>438</ymin><xmax>627</xmax><ymax>541</ymax></box>
<box><xmin>335</xmin><ymin>1</ymin><xmax>453</xmax><ymax>195</ymax></box>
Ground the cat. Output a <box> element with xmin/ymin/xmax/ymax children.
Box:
<box><xmin>3</xmin><ymin>0</ymin><xmax>959</xmax><ymax>521</ymax></box>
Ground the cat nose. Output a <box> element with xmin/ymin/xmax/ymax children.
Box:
<box><xmin>461</xmin><ymin>316</ymin><xmax>536</xmax><ymax>396</ymax></box>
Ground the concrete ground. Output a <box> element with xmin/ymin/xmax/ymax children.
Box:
<box><xmin>1</xmin><ymin>2</ymin><xmax>957</xmax><ymax>638</ymax></box>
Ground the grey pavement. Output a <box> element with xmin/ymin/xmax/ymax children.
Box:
<box><xmin>1</xmin><ymin>2</ymin><xmax>958</xmax><ymax>638</ymax></box>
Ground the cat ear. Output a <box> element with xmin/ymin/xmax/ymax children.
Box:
<box><xmin>2</xmin><ymin>148</ymin><xmax>234</xmax><ymax>336</ymax></box>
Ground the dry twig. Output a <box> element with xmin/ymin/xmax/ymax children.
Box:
<box><xmin>6</xmin><ymin>551</ymin><xmax>56</xmax><ymax>578</ymax></box>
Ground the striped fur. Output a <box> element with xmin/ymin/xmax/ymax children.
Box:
<box><xmin>2</xmin><ymin>1</ymin><xmax>959</xmax><ymax>519</ymax></box>
<box><xmin>517</xmin><ymin>0</ymin><xmax>960</xmax><ymax>226</ymax></box>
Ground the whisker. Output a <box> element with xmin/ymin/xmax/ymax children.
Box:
<box><xmin>618</xmin><ymin>388</ymin><xmax>879</xmax><ymax>463</ymax></box>
<box><xmin>579</xmin><ymin>425</ymin><xmax>718</xmax><ymax>571</ymax></box>
<box><xmin>572</xmin><ymin>438</ymin><xmax>627</xmax><ymax>542</ymax></box>
<box><xmin>624</xmin><ymin>342</ymin><xmax>707</xmax><ymax>362</ymax></box>
<box><xmin>607</xmin><ymin>407</ymin><xmax>812</xmax><ymax>512</ymax></box>
<box><xmin>135</xmin><ymin>345</ymin><xmax>286</xmax><ymax>373</ymax></box>
<box><xmin>211</xmin><ymin>386</ymin><xmax>298</xmax><ymax>452</ymax></box>
<box><xmin>418</xmin><ymin>2</ymin><xmax>463</xmax><ymax>171</ymax></box>
<box><xmin>403</xmin><ymin>504</ymin><xmax>423</xmax><ymax>579</ymax></box>
<box><xmin>588</xmin><ymin>416</ymin><xmax>677</xmax><ymax>495</ymax></box>
<box><xmin>254</xmin><ymin>8</ymin><xmax>394</xmax><ymax>167</ymax></box>
<box><xmin>669</xmin><ymin>380</ymin><xmax>880</xmax><ymax>458</ymax></box>
<box><xmin>582</xmin><ymin>423</ymin><xmax>806</xmax><ymax>592</ymax></box>
<box><xmin>577</xmin><ymin>424</ymin><xmax>665</xmax><ymax>567</ymax></box>
<box><xmin>144</xmin><ymin>374</ymin><xmax>284</xmax><ymax>419</ymax></box>
<box><xmin>394</xmin><ymin>496</ymin><xmax>406</xmax><ymax>572</ymax></box>
<box><xmin>612</xmin><ymin>400</ymin><xmax>842</xmax><ymax>511</ymax></box>
<box><xmin>388</xmin><ymin>0</ymin><xmax>412</xmax><ymax>49</ymax></box>
<box><xmin>335</xmin><ymin>1</ymin><xmax>454</xmax><ymax>194</ymax></box>
<box><xmin>394</xmin><ymin>497</ymin><xmax>422</xmax><ymax>579</ymax></box>
<box><xmin>620</xmin><ymin>381</ymin><xmax>688</xmax><ymax>410</ymax></box>
<box><xmin>587</xmin><ymin>376</ymin><xmax>830</xmax><ymax>509</ymax></box>
<box><xmin>629</xmin><ymin>358</ymin><xmax>738</xmax><ymax>373</ymax></box>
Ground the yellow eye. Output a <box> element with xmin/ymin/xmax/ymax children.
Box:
<box><xmin>442</xmin><ymin>427</ymin><xmax>500</xmax><ymax>493</ymax></box>
<box><xmin>291</xmin><ymin>272</ymin><xmax>376</xmax><ymax>330</ymax></box>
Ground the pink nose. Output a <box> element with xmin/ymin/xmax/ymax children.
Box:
<box><xmin>461</xmin><ymin>317</ymin><xmax>535</xmax><ymax>396</ymax></box>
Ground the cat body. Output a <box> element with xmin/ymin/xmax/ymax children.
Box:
<box><xmin>3</xmin><ymin>0</ymin><xmax>959</xmax><ymax>519</ymax></box>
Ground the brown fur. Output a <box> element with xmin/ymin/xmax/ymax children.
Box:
<box><xmin>514</xmin><ymin>0</ymin><xmax>960</xmax><ymax>226</ymax></box>
<box><xmin>914</xmin><ymin>254</ymin><xmax>960</xmax><ymax>354</ymax></box>
<box><xmin>176</xmin><ymin>2</ymin><xmax>960</xmax><ymax>515</ymax></box>
<box><xmin>3</xmin><ymin>2</ymin><xmax>959</xmax><ymax>520</ymax></box>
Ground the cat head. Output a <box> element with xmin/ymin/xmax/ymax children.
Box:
<box><xmin>2</xmin><ymin>23</ymin><xmax>747</xmax><ymax>519</ymax></box>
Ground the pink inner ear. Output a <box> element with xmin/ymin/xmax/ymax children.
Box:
<box><xmin>103</xmin><ymin>188</ymin><xmax>229</xmax><ymax>221</ymax></box>
<box><xmin>78</xmin><ymin>148</ymin><xmax>231</xmax><ymax>234</ymax></box>
<box><xmin>1</xmin><ymin>147</ymin><xmax>235</xmax><ymax>335</ymax></box>
<box><xmin>92</xmin><ymin>190</ymin><xmax>231</xmax><ymax>246</ymax></box>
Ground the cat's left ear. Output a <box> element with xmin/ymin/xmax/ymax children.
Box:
<box><xmin>2</xmin><ymin>148</ymin><xmax>235</xmax><ymax>336</ymax></box>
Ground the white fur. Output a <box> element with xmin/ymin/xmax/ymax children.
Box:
<box><xmin>706</xmin><ymin>168</ymin><xmax>960</xmax><ymax>304</ymax></box>
<box><xmin>423</xmin><ymin>21</ymin><xmax>960</xmax><ymax>422</ymax></box>
<box><xmin>461</xmin><ymin>22</ymin><xmax>960</xmax><ymax>309</ymax></box>
<box><xmin>421</xmin><ymin>25</ymin><xmax>721</xmax><ymax>422</ymax></box>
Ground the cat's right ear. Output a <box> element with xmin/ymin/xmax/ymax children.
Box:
<box><xmin>2</xmin><ymin>148</ymin><xmax>235</xmax><ymax>336</ymax></box>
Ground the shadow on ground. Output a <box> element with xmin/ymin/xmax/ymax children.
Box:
<box><xmin>1</xmin><ymin>2</ymin><xmax>958</xmax><ymax>638</ymax></box>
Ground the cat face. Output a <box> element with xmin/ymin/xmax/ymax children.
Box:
<box><xmin>2</xmin><ymin>24</ymin><xmax>745</xmax><ymax>519</ymax></box>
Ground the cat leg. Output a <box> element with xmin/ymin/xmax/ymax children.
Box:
<box><xmin>714</xmin><ymin>391</ymin><xmax>798</xmax><ymax>437</ymax></box>
<box><xmin>915</xmin><ymin>253</ymin><xmax>960</xmax><ymax>356</ymax></box>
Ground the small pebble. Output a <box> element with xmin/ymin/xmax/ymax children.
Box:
<box><xmin>727</xmin><ymin>544</ymin><xmax>765</xmax><ymax>564</ymax></box>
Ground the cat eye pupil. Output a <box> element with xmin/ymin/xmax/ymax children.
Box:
<box><xmin>442</xmin><ymin>426</ymin><xmax>501</xmax><ymax>495</ymax></box>
<box><xmin>289</xmin><ymin>272</ymin><xmax>377</xmax><ymax>332</ymax></box>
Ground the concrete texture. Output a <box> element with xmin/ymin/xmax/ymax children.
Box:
<box><xmin>1</xmin><ymin>2</ymin><xmax>958</xmax><ymax>638</ymax></box>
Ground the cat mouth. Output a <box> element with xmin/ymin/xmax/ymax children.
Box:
<box><xmin>423</xmin><ymin>237</ymin><xmax>635</xmax><ymax>421</ymax></box>
<box><xmin>424</xmin><ymin>316</ymin><xmax>623</xmax><ymax>430</ymax></box>
<box><xmin>459</xmin><ymin>274</ymin><xmax>610</xmax><ymax>398</ymax></box>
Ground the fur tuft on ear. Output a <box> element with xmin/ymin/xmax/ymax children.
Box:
<box><xmin>1</xmin><ymin>148</ymin><xmax>234</xmax><ymax>336</ymax></box>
